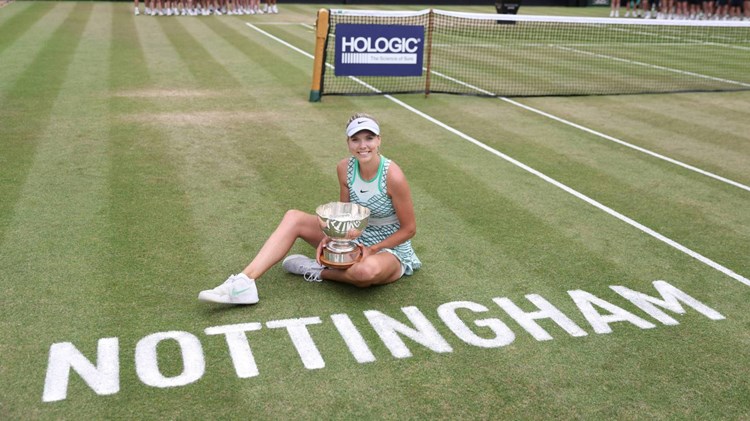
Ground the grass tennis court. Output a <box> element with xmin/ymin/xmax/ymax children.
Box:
<box><xmin>1</xmin><ymin>2</ymin><xmax>749</xmax><ymax>419</ymax></box>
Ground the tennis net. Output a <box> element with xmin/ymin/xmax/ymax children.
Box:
<box><xmin>309</xmin><ymin>9</ymin><xmax>750</xmax><ymax>100</ymax></box>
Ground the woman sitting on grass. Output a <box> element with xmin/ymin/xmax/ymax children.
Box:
<box><xmin>198</xmin><ymin>113</ymin><xmax>421</xmax><ymax>305</ymax></box>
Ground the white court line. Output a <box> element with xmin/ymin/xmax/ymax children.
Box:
<box><xmin>244</xmin><ymin>22</ymin><xmax>750</xmax><ymax>287</ymax></box>
<box><xmin>554</xmin><ymin>45</ymin><xmax>750</xmax><ymax>89</ymax></box>
<box><xmin>606</xmin><ymin>26</ymin><xmax>750</xmax><ymax>52</ymax></box>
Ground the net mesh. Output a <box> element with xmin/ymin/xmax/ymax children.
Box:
<box><xmin>320</xmin><ymin>10</ymin><xmax>750</xmax><ymax>98</ymax></box>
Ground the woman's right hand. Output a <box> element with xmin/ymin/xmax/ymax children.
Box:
<box><xmin>316</xmin><ymin>237</ymin><xmax>330</xmax><ymax>265</ymax></box>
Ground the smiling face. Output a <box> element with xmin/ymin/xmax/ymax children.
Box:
<box><xmin>347</xmin><ymin>130</ymin><xmax>381</xmax><ymax>164</ymax></box>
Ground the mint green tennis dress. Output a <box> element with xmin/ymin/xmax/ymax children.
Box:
<box><xmin>347</xmin><ymin>155</ymin><xmax>421</xmax><ymax>275</ymax></box>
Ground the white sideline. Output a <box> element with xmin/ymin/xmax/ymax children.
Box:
<box><xmin>244</xmin><ymin>22</ymin><xmax>750</xmax><ymax>287</ymax></box>
<box><xmin>554</xmin><ymin>45</ymin><xmax>750</xmax><ymax>89</ymax></box>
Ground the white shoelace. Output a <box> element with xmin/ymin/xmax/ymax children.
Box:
<box><xmin>303</xmin><ymin>269</ymin><xmax>322</xmax><ymax>283</ymax></box>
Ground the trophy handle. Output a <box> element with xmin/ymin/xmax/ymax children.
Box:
<box><xmin>352</xmin><ymin>244</ymin><xmax>364</xmax><ymax>263</ymax></box>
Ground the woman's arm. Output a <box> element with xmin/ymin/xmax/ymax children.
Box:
<box><xmin>336</xmin><ymin>158</ymin><xmax>350</xmax><ymax>203</ymax></box>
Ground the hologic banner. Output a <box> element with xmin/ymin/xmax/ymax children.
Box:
<box><xmin>334</xmin><ymin>24</ymin><xmax>424</xmax><ymax>77</ymax></box>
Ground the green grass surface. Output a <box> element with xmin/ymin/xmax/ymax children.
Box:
<box><xmin>1</xmin><ymin>2</ymin><xmax>749</xmax><ymax>419</ymax></box>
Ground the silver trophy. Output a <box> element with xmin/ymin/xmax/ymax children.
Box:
<box><xmin>316</xmin><ymin>202</ymin><xmax>370</xmax><ymax>269</ymax></box>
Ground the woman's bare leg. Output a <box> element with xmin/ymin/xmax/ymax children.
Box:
<box><xmin>241</xmin><ymin>210</ymin><xmax>324</xmax><ymax>280</ymax></box>
<box><xmin>322</xmin><ymin>252</ymin><xmax>402</xmax><ymax>288</ymax></box>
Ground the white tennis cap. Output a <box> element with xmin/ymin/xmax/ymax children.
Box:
<box><xmin>346</xmin><ymin>117</ymin><xmax>380</xmax><ymax>137</ymax></box>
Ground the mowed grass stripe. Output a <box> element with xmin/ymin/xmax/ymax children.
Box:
<box><xmin>0</xmin><ymin>4</ymin><xmax>115</xmax><ymax>418</ymax></box>
<box><xmin>135</xmin><ymin>10</ymin><xmax>342</xmax><ymax>295</ymax></box>
<box><xmin>0</xmin><ymin>0</ymin><xmax>54</xmax><ymax>55</ymax></box>
<box><xmin>132</xmin><ymin>17</ymin><xmax>267</xmax><ymax>282</ymax></box>
<box><xmin>0</xmin><ymin>2</ymin><xmax>90</xmax><ymax>252</ymax></box>
<box><xmin>156</xmin><ymin>17</ymin><xmax>237</xmax><ymax>90</ymax></box>
<box><xmin>0</xmin><ymin>5</ymin><xmax>73</xmax><ymax>95</ymax></box>
<box><xmin>107</xmin><ymin>11</ymin><xmax>271</xmax><ymax>416</ymax></box>
<box><xmin>0</xmin><ymin>0</ymin><xmax>30</xmax><ymax>23</ymax></box>
<box><xmin>0</xmin><ymin>4</ymin><xmax>110</xmax><ymax>330</ymax></box>
<box><xmin>255</xmin><ymin>21</ymin><xmax>317</xmax><ymax>56</ymax></box>
<box><xmin>129</xmin><ymin>16</ymin><xmax>191</xmax><ymax>88</ymax></box>
<box><xmin>191</xmin><ymin>18</ymin><xmax>351</xmax><ymax>144</ymax></box>
<box><xmin>571</xmin><ymin>94</ymin><xmax>750</xmax><ymax>181</ymax></box>
<box><xmin>202</xmin><ymin>19</ymin><xmax>398</xmax><ymax>177</ymax></box>
<box><xmin>107</xmin><ymin>6</ymin><xmax>204</xmax><ymax>322</ymax></box>
<box><xmin>200</xmin><ymin>18</ymin><xmax>315</xmax><ymax>94</ymax></box>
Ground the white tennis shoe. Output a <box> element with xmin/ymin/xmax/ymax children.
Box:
<box><xmin>199</xmin><ymin>273</ymin><xmax>259</xmax><ymax>304</ymax></box>
<box><xmin>282</xmin><ymin>254</ymin><xmax>324</xmax><ymax>282</ymax></box>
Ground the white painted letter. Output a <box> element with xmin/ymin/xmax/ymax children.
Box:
<box><xmin>365</xmin><ymin>306</ymin><xmax>452</xmax><ymax>359</ymax></box>
<box><xmin>43</xmin><ymin>338</ymin><xmax>119</xmax><ymax>402</ymax></box>
<box><xmin>341</xmin><ymin>37</ymin><xmax>354</xmax><ymax>52</ymax></box>
<box><xmin>331</xmin><ymin>314</ymin><xmax>376</xmax><ymax>363</ymax></box>
<box><xmin>205</xmin><ymin>323</ymin><xmax>263</xmax><ymax>378</ymax></box>
<box><xmin>611</xmin><ymin>280</ymin><xmax>725</xmax><ymax>325</ymax></box>
<box><xmin>438</xmin><ymin>301</ymin><xmax>515</xmax><ymax>348</ymax></box>
<box><xmin>494</xmin><ymin>295</ymin><xmax>587</xmax><ymax>341</ymax></box>
<box><xmin>135</xmin><ymin>331</ymin><xmax>205</xmax><ymax>388</ymax></box>
<box><xmin>569</xmin><ymin>290</ymin><xmax>656</xmax><ymax>334</ymax></box>
<box><xmin>266</xmin><ymin>317</ymin><xmax>324</xmax><ymax>370</ymax></box>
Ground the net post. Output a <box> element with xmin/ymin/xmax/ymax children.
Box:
<box><xmin>424</xmin><ymin>9</ymin><xmax>434</xmax><ymax>98</ymax></box>
<box><xmin>309</xmin><ymin>8</ymin><xmax>330</xmax><ymax>102</ymax></box>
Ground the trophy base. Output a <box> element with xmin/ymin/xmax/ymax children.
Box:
<box><xmin>319</xmin><ymin>247</ymin><xmax>362</xmax><ymax>270</ymax></box>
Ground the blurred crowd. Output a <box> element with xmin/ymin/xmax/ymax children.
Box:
<box><xmin>134</xmin><ymin>0</ymin><xmax>278</xmax><ymax>15</ymax></box>
<box><xmin>610</xmin><ymin>0</ymin><xmax>749</xmax><ymax>19</ymax></box>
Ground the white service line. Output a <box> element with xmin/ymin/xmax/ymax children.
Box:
<box><xmin>554</xmin><ymin>45</ymin><xmax>750</xmax><ymax>89</ymax></box>
<box><xmin>605</xmin><ymin>25</ymin><xmax>750</xmax><ymax>52</ymax></box>
<box><xmin>244</xmin><ymin>22</ymin><xmax>750</xmax><ymax>287</ymax></box>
